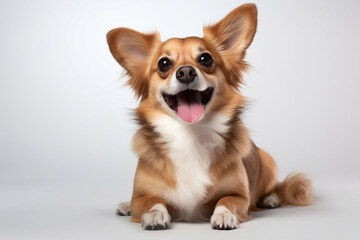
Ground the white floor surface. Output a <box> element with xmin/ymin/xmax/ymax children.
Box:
<box><xmin>1</xmin><ymin>177</ymin><xmax>359</xmax><ymax>240</ymax></box>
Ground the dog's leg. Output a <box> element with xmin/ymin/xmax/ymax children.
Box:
<box><xmin>211</xmin><ymin>195</ymin><xmax>249</xmax><ymax>230</ymax></box>
<box><xmin>255</xmin><ymin>148</ymin><xmax>278</xmax><ymax>208</ymax></box>
<box><xmin>116</xmin><ymin>202</ymin><xmax>131</xmax><ymax>216</ymax></box>
<box><xmin>131</xmin><ymin>195</ymin><xmax>171</xmax><ymax>230</ymax></box>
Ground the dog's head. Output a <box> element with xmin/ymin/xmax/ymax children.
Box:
<box><xmin>107</xmin><ymin>4</ymin><xmax>257</xmax><ymax>123</ymax></box>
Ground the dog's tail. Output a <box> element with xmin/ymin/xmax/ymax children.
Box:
<box><xmin>274</xmin><ymin>173</ymin><xmax>313</xmax><ymax>206</ymax></box>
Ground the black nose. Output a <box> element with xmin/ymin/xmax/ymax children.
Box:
<box><xmin>176</xmin><ymin>66</ymin><xmax>197</xmax><ymax>84</ymax></box>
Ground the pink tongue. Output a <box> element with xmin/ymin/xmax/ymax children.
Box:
<box><xmin>177</xmin><ymin>93</ymin><xmax>204</xmax><ymax>123</ymax></box>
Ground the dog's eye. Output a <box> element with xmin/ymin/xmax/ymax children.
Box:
<box><xmin>158</xmin><ymin>58</ymin><xmax>172</xmax><ymax>72</ymax></box>
<box><xmin>198</xmin><ymin>53</ymin><xmax>213</xmax><ymax>67</ymax></box>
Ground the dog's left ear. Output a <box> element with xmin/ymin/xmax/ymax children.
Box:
<box><xmin>203</xmin><ymin>4</ymin><xmax>257</xmax><ymax>57</ymax></box>
<box><xmin>203</xmin><ymin>4</ymin><xmax>257</xmax><ymax>87</ymax></box>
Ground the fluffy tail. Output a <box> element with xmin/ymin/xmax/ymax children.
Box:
<box><xmin>274</xmin><ymin>173</ymin><xmax>313</xmax><ymax>206</ymax></box>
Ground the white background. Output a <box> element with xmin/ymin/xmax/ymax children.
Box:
<box><xmin>1</xmin><ymin>0</ymin><xmax>360</xmax><ymax>239</ymax></box>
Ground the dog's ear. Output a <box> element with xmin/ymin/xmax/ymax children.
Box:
<box><xmin>203</xmin><ymin>4</ymin><xmax>257</xmax><ymax>87</ymax></box>
<box><xmin>107</xmin><ymin>28</ymin><xmax>161</xmax><ymax>99</ymax></box>
<box><xmin>203</xmin><ymin>4</ymin><xmax>257</xmax><ymax>57</ymax></box>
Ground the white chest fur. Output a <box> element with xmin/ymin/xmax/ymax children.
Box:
<box><xmin>153</xmin><ymin>113</ymin><xmax>229</xmax><ymax>221</ymax></box>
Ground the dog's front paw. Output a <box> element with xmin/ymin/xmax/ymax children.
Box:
<box><xmin>211</xmin><ymin>206</ymin><xmax>240</xmax><ymax>230</ymax></box>
<box><xmin>141</xmin><ymin>204</ymin><xmax>171</xmax><ymax>230</ymax></box>
<box><xmin>116</xmin><ymin>202</ymin><xmax>131</xmax><ymax>216</ymax></box>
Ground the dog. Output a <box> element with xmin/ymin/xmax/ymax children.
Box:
<box><xmin>107</xmin><ymin>3</ymin><xmax>313</xmax><ymax>230</ymax></box>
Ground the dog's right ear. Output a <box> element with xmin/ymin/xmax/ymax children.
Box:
<box><xmin>107</xmin><ymin>28</ymin><xmax>160</xmax><ymax>74</ymax></box>
<box><xmin>107</xmin><ymin>28</ymin><xmax>161</xmax><ymax>99</ymax></box>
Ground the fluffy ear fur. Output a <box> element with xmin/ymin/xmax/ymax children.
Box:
<box><xmin>107</xmin><ymin>28</ymin><xmax>161</xmax><ymax>99</ymax></box>
<box><xmin>203</xmin><ymin>4</ymin><xmax>258</xmax><ymax>87</ymax></box>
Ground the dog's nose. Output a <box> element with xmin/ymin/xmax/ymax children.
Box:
<box><xmin>176</xmin><ymin>66</ymin><xmax>197</xmax><ymax>84</ymax></box>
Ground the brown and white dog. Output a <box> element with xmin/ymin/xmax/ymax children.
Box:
<box><xmin>107</xmin><ymin>3</ymin><xmax>313</xmax><ymax>230</ymax></box>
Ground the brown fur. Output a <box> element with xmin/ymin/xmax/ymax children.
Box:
<box><xmin>107</xmin><ymin>3</ymin><xmax>313</xmax><ymax>229</ymax></box>
<box><xmin>274</xmin><ymin>173</ymin><xmax>313</xmax><ymax>206</ymax></box>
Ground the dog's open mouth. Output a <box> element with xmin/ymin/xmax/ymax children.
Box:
<box><xmin>162</xmin><ymin>87</ymin><xmax>214</xmax><ymax>123</ymax></box>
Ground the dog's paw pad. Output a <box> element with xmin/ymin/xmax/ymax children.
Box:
<box><xmin>143</xmin><ymin>222</ymin><xmax>169</xmax><ymax>230</ymax></box>
<box><xmin>116</xmin><ymin>202</ymin><xmax>131</xmax><ymax>216</ymax></box>
<box><xmin>141</xmin><ymin>204</ymin><xmax>171</xmax><ymax>230</ymax></box>
<box><xmin>258</xmin><ymin>193</ymin><xmax>279</xmax><ymax>209</ymax></box>
<box><xmin>211</xmin><ymin>206</ymin><xmax>239</xmax><ymax>230</ymax></box>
